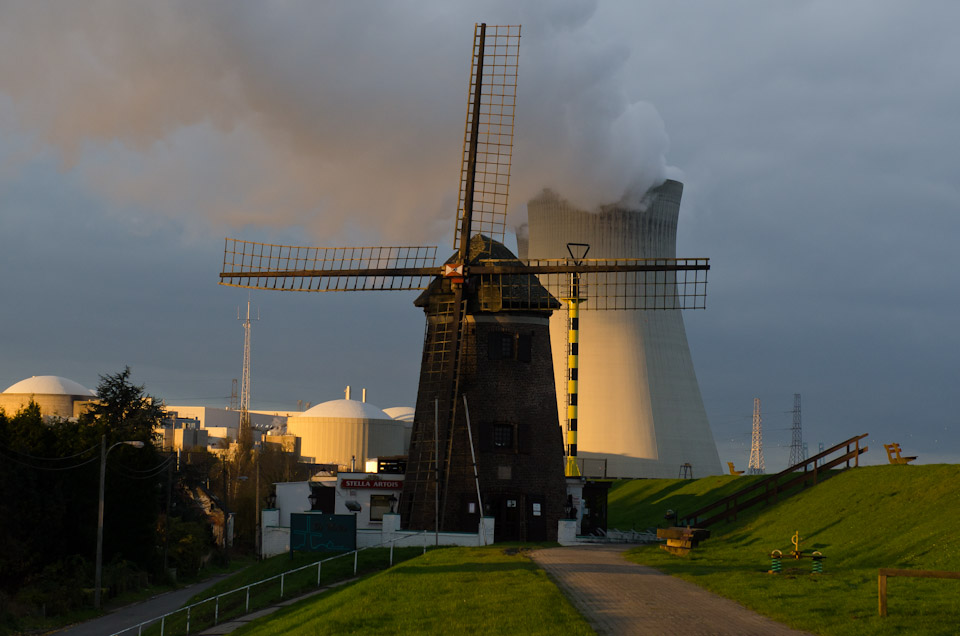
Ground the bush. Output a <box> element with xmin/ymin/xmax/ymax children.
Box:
<box><xmin>14</xmin><ymin>555</ymin><xmax>90</xmax><ymax>617</ymax></box>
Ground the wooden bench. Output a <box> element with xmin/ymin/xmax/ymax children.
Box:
<box><xmin>878</xmin><ymin>568</ymin><xmax>960</xmax><ymax>616</ymax></box>
<box><xmin>657</xmin><ymin>527</ymin><xmax>711</xmax><ymax>555</ymax></box>
<box><xmin>883</xmin><ymin>443</ymin><xmax>917</xmax><ymax>465</ymax></box>
<box><xmin>727</xmin><ymin>461</ymin><xmax>745</xmax><ymax>475</ymax></box>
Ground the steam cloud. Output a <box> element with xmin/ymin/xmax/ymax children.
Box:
<box><xmin>0</xmin><ymin>1</ymin><xmax>674</xmax><ymax>243</ymax></box>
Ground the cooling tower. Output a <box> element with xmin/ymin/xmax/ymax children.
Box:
<box><xmin>520</xmin><ymin>179</ymin><xmax>722</xmax><ymax>478</ymax></box>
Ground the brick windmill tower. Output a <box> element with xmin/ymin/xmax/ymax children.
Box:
<box><xmin>219</xmin><ymin>23</ymin><xmax>710</xmax><ymax>541</ymax></box>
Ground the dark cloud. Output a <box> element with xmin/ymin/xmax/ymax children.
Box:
<box><xmin>1</xmin><ymin>1</ymin><xmax>958</xmax><ymax>469</ymax></box>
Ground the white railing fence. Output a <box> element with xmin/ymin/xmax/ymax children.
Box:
<box><xmin>110</xmin><ymin>533</ymin><xmax>431</xmax><ymax>636</ymax></box>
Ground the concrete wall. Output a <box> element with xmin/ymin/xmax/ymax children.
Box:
<box><xmin>523</xmin><ymin>180</ymin><xmax>722</xmax><ymax>478</ymax></box>
<box><xmin>275</xmin><ymin>481</ymin><xmax>312</xmax><ymax>528</ymax></box>
<box><xmin>0</xmin><ymin>394</ymin><xmax>95</xmax><ymax>419</ymax></box>
<box><xmin>259</xmin><ymin>510</ymin><xmax>495</xmax><ymax>558</ymax></box>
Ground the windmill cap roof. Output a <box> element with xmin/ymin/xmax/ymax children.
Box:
<box><xmin>298</xmin><ymin>398</ymin><xmax>391</xmax><ymax>420</ymax></box>
<box><xmin>3</xmin><ymin>375</ymin><xmax>96</xmax><ymax>397</ymax></box>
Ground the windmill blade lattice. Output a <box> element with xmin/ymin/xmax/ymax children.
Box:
<box><xmin>220</xmin><ymin>238</ymin><xmax>438</xmax><ymax>291</ymax></box>
<box><xmin>473</xmin><ymin>257</ymin><xmax>710</xmax><ymax>311</ymax></box>
<box><xmin>453</xmin><ymin>24</ymin><xmax>521</xmax><ymax>251</ymax></box>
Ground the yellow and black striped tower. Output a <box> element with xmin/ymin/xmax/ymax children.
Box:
<box><xmin>564</xmin><ymin>288</ymin><xmax>582</xmax><ymax>477</ymax></box>
<box><xmin>563</xmin><ymin>243</ymin><xmax>589</xmax><ymax>478</ymax></box>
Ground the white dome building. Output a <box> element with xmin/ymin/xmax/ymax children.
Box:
<box><xmin>1</xmin><ymin>375</ymin><xmax>97</xmax><ymax>419</ymax></box>
<box><xmin>286</xmin><ymin>398</ymin><xmax>407</xmax><ymax>470</ymax></box>
<box><xmin>383</xmin><ymin>406</ymin><xmax>415</xmax><ymax>451</ymax></box>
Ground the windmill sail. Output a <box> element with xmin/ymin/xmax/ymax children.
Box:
<box><xmin>475</xmin><ymin>257</ymin><xmax>709</xmax><ymax>311</ymax></box>
<box><xmin>453</xmin><ymin>24</ymin><xmax>521</xmax><ymax>252</ymax></box>
<box><xmin>220</xmin><ymin>238</ymin><xmax>437</xmax><ymax>291</ymax></box>
<box><xmin>220</xmin><ymin>237</ymin><xmax>708</xmax><ymax>307</ymax></box>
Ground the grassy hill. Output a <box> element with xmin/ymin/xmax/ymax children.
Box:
<box><xmin>623</xmin><ymin>464</ymin><xmax>960</xmax><ymax>635</ymax></box>
<box><xmin>607</xmin><ymin>473</ymin><xmax>768</xmax><ymax>530</ymax></box>
<box><xmin>232</xmin><ymin>546</ymin><xmax>593</xmax><ymax>635</ymax></box>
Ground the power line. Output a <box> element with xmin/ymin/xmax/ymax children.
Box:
<box><xmin>0</xmin><ymin>441</ymin><xmax>100</xmax><ymax>461</ymax></box>
<box><xmin>0</xmin><ymin>450</ymin><xmax>100</xmax><ymax>471</ymax></box>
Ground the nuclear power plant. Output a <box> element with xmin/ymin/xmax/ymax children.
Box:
<box><xmin>519</xmin><ymin>179</ymin><xmax>722</xmax><ymax>479</ymax></box>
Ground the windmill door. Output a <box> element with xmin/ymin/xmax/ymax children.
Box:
<box><xmin>525</xmin><ymin>494</ymin><xmax>547</xmax><ymax>542</ymax></box>
<box><xmin>494</xmin><ymin>494</ymin><xmax>523</xmax><ymax>542</ymax></box>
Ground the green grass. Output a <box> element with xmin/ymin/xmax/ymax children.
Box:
<box><xmin>139</xmin><ymin>546</ymin><xmax>426</xmax><ymax>635</ymax></box>
<box><xmin>622</xmin><ymin>464</ymin><xmax>960</xmax><ymax>635</ymax></box>
<box><xmin>607</xmin><ymin>473</ymin><xmax>767</xmax><ymax>530</ymax></box>
<box><xmin>233</xmin><ymin>546</ymin><xmax>595</xmax><ymax>636</ymax></box>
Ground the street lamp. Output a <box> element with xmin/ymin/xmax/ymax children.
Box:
<box><xmin>95</xmin><ymin>435</ymin><xmax>144</xmax><ymax>610</ymax></box>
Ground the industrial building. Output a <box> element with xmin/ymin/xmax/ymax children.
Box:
<box><xmin>3</xmin><ymin>373</ymin><xmax>412</xmax><ymax>471</ymax></box>
<box><xmin>519</xmin><ymin>179</ymin><xmax>722</xmax><ymax>478</ymax></box>
<box><xmin>286</xmin><ymin>389</ymin><xmax>408</xmax><ymax>470</ymax></box>
<box><xmin>0</xmin><ymin>375</ymin><xmax>97</xmax><ymax>419</ymax></box>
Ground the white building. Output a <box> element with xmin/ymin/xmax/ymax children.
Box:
<box><xmin>0</xmin><ymin>375</ymin><xmax>97</xmax><ymax>419</ymax></box>
<box><xmin>286</xmin><ymin>398</ymin><xmax>407</xmax><ymax>470</ymax></box>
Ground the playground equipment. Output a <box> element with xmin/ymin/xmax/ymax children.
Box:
<box><xmin>768</xmin><ymin>531</ymin><xmax>825</xmax><ymax>574</ymax></box>
<box><xmin>883</xmin><ymin>443</ymin><xmax>916</xmax><ymax>465</ymax></box>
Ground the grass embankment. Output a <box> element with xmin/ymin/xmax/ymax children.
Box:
<box><xmin>234</xmin><ymin>546</ymin><xmax>594</xmax><ymax>636</ymax></box>
<box><xmin>142</xmin><ymin>547</ymin><xmax>425</xmax><ymax>635</ymax></box>
<box><xmin>607</xmin><ymin>473</ymin><xmax>767</xmax><ymax>530</ymax></box>
<box><xmin>623</xmin><ymin>464</ymin><xmax>960</xmax><ymax>636</ymax></box>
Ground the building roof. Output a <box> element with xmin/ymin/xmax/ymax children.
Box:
<box><xmin>382</xmin><ymin>406</ymin><xmax>415</xmax><ymax>423</ymax></box>
<box><xmin>3</xmin><ymin>375</ymin><xmax>96</xmax><ymax>397</ymax></box>
<box><xmin>298</xmin><ymin>399</ymin><xmax>391</xmax><ymax>420</ymax></box>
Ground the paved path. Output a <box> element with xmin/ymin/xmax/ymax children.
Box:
<box><xmin>530</xmin><ymin>544</ymin><xmax>813</xmax><ymax>636</ymax></box>
<box><xmin>53</xmin><ymin>574</ymin><xmax>232</xmax><ymax>636</ymax></box>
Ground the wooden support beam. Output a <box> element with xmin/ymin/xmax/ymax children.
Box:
<box><xmin>878</xmin><ymin>568</ymin><xmax>960</xmax><ymax>617</ymax></box>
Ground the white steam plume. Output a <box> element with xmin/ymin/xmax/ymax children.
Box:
<box><xmin>0</xmin><ymin>1</ymin><xmax>675</xmax><ymax>243</ymax></box>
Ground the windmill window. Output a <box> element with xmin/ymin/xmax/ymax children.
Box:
<box><xmin>500</xmin><ymin>333</ymin><xmax>514</xmax><ymax>358</ymax></box>
<box><xmin>493</xmin><ymin>424</ymin><xmax>514</xmax><ymax>449</ymax></box>
<box><xmin>517</xmin><ymin>333</ymin><xmax>532</xmax><ymax>363</ymax></box>
<box><xmin>488</xmin><ymin>331</ymin><xmax>515</xmax><ymax>360</ymax></box>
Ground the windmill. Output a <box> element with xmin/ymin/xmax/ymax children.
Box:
<box><xmin>219</xmin><ymin>23</ymin><xmax>710</xmax><ymax>541</ymax></box>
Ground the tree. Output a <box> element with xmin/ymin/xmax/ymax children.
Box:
<box><xmin>84</xmin><ymin>366</ymin><xmax>165</xmax><ymax>444</ymax></box>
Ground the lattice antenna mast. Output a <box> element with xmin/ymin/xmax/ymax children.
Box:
<box><xmin>788</xmin><ymin>393</ymin><xmax>805</xmax><ymax>466</ymax></box>
<box><xmin>229</xmin><ymin>378</ymin><xmax>238</xmax><ymax>411</ymax></box>
<box><xmin>238</xmin><ymin>298</ymin><xmax>259</xmax><ymax>446</ymax></box>
<box><xmin>747</xmin><ymin>397</ymin><xmax>765</xmax><ymax>474</ymax></box>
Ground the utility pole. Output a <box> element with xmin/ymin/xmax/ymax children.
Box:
<box><xmin>747</xmin><ymin>398</ymin><xmax>765</xmax><ymax>475</ymax></box>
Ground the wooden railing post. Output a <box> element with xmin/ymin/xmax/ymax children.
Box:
<box><xmin>879</xmin><ymin>572</ymin><xmax>888</xmax><ymax>617</ymax></box>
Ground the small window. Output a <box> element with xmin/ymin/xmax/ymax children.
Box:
<box><xmin>517</xmin><ymin>333</ymin><xmax>532</xmax><ymax>363</ymax></box>
<box><xmin>493</xmin><ymin>424</ymin><xmax>514</xmax><ymax>449</ymax></box>
<box><xmin>369</xmin><ymin>494</ymin><xmax>395</xmax><ymax>521</ymax></box>
<box><xmin>488</xmin><ymin>331</ymin><xmax>515</xmax><ymax>360</ymax></box>
<box><xmin>497</xmin><ymin>465</ymin><xmax>512</xmax><ymax>480</ymax></box>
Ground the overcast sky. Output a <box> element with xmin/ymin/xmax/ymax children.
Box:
<box><xmin>1</xmin><ymin>1</ymin><xmax>957</xmax><ymax>471</ymax></box>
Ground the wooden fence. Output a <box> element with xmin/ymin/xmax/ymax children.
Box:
<box><xmin>878</xmin><ymin>568</ymin><xmax>960</xmax><ymax>617</ymax></box>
